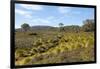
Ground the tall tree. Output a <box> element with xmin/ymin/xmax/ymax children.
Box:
<box><xmin>59</xmin><ymin>23</ymin><xmax>64</xmax><ymax>32</ymax></box>
<box><xmin>21</xmin><ymin>23</ymin><xmax>30</xmax><ymax>32</ymax></box>
<box><xmin>82</xmin><ymin>19</ymin><xmax>94</xmax><ymax>32</ymax></box>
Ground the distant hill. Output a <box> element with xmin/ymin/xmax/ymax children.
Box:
<box><xmin>15</xmin><ymin>25</ymin><xmax>82</xmax><ymax>32</ymax></box>
<box><xmin>15</xmin><ymin>25</ymin><xmax>57</xmax><ymax>32</ymax></box>
<box><xmin>31</xmin><ymin>25</ymin><xmax>54</xmax><ymax>30</ymax></box>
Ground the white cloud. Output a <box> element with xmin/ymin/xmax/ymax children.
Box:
<box><xmin>24</xmin><ymin>14</ymin><xmax>32</xmax><ymax>18</ymax></box>
<box><xmin>15</xmin><ymin>9</ymin><xmax>30</xmax><ymax>15</ymax></box>
<box><xmin>58</xmin><ymin>7</ymin><xmax>71</xmax><ymax>14</ymax></box>
<box><xmin>15</xmin><ymin>9</ymin><xmax>31</xmax><ymax>16</ymax></box>
<box><xmin>47</xmin><ymin>16</ymin><xmax>55</xmax><ymax>20</ymax></box>
<box><xmin>20</xmin><ymin>4</ymin><xmax>43</xmax><ymax>11</ymax></box>
<box><xmin>32</xmin><ymin>18</ymin><xmax>50</xmax><ymax>24</ymax></box>
<box><xmin>58</xmin><ymin>7</ymin><xmax>82</xmax><ymax>15</ymax></box>
<box><xmin>15</xmin><ymin>9</ymin><xmax>32</xmax><ymax>18</ymax></box>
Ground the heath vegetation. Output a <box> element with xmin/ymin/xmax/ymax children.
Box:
<box><xmin>15</xmin><ymin>19</ymin><xmax>95</xmax><ymax>65</ymax></box>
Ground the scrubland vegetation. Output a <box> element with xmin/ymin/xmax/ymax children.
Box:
<box><xmin>15</xmin><ymin>19</ymin><xmax>95</xmax><ymax>65</ymax></box>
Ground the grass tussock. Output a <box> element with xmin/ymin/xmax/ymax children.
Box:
<box><xmin>15</xmin><ymin>31</ymin><xmax>95</xmax><ymax>65</ymax></box>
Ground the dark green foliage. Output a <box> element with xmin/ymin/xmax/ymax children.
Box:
<box><xmin>82</xmin><ymin>19</ymin><xmax>94</xmax><ymax>32</ymax></box>
<box><xmin>59</xmin><ymin>23</ymin><xmax>65</xmax><ymax>32</ymax></box>
<box><xmin>21</xmin><ymin>23</ymin><xmax>30</xmax><ymax>32</ymax></box>
<box><xmin>64</xmin><ymin>25</ymin><xmax>81</xmax><ymax>32</ymax></box>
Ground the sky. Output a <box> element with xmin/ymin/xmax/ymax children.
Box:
<box><xmin>15</xmin><ymin>3</ymin><xmax>94</xmax><ymax>28</ymax></box>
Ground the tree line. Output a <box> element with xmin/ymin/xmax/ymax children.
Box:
<box><xmin>20</xmin><ymin>19</ymin><xmax>95</xmax><ymax>32</ymax></box>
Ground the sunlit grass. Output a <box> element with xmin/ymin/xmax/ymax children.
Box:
<box><xmin>15</xmin><ymin>31</ymin><xmax>94</xmax><ymax>65</ymax></box>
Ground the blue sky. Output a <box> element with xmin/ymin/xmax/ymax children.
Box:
<box><xmin>15</xmin><ymin>4</ymin><xmax>94</xmax><ymax>28</ymax></box>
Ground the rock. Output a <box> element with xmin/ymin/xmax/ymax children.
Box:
<box><xmin>51</xmin><ymin>37</ymin><xmax>59</xmax><ymax>43</ymax></box>
<box><xmin>57</xmin><ymin>34</ymin><xmax>63</xmax><ymax>39</ymax></box>
<box><xmin>38</xmin><ymin>47</ymin><xmax>46</xmax><ymax>53</ymax></box>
